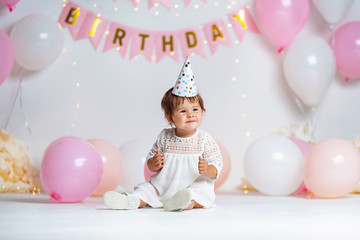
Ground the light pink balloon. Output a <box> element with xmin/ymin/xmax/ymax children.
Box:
<box><xmin>333</xmin><ymin>21</ymin><xmax>360</xmax><ymax>81</ymax></box>
<box><xmin>215</xmin><ymin>142</ymin><xmax>231</xmax><ymax>189</ymax></box>
<box><xmin>41</xmin><ymin>136</ymin><xmax>103</xmax><ymax>203</ymax></box>
<box><xmin>256</xmin><ymin>0</ymin><xmax>309</xmax><ymax>52</ymax></box>
<box><xmin>87</xmin><ymin>138</ymin><xmax>123</xmax><ymax>197</ymax></box>
<box><xmin>0</xmin><ymin>0</ymin><xmax>20</xmax><ymax>11</ymax></box>
<box><xmin>0</xmin><ymin>29</ymin><xmax>14</xmax><ymax>86</ymax></box>
<box><xmin>304</xmin><ymin>138</ymin><xmax>360</xmax><ymax>198</ymax></box>
<box><xmin>289</xmin><ymin>137</ymin><xmax>312</xmax><ymax>195</ymax></box>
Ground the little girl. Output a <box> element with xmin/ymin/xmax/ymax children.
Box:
<box><xmin>103</xmin><ymin>57</ymin><xmax>223</xmax><ymax>211</ymax></box>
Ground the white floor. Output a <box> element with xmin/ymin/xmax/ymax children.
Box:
<box><xmin>1</xmin><ymin>190</ymin><xmax>360</xmax><ymax>240</ymax></box>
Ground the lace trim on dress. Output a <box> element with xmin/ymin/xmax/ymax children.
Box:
<box><xmin>146</xmin><ymin>128</ymin><xmax>223</xmax><ymax>176</ymax></box>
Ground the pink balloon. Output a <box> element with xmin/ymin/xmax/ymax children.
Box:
<box><xmin>0</xmin><ymin>29</ymin><xmax>14</xmax><ymax>86</ymax></box>
<box><xmin>0</xmin><ymin>0</ymin><xmax>20</xmax><ymax>11</ymax></box>
<box><xmin>333</xmin><ymin>21</ymin><xmax>360</xmax><ymax>81</ymax></box>
<box><xmin>256</xmin><ymin>0</ymin><xmax>309</xmax><ymax>52</ymax></box>
<box><xmin>86</xmin><ymin>138</ymin><xmax>123</xmax><ymax>196</ymax></box>
<box><xmin>144</xmin><ymin>160</ymin><xmax>154</xmax><ymax>182</ymax></box>
<box><xmin>40</xmin><ymin>136</ymin><xmax>103</xmax><ymax>203</ymax></box>
<box><xmin>289</xmin><ymin>137</ymin><xmax>312</xmax><ymax>195</ymax></box>
<box><xmin>215</xmin><ymin>142</ymin><xmax>231</xmax><ymax>189</ymax></box>
<box><xmin>304</xmin><ymin>138</ymin><xmax>360</xmax><ymax>198</ymax></box>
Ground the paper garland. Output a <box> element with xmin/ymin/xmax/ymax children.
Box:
<box><xmin>58</xmin><ymin>2</ymin><xmax>260</xmax><ymax>63</ymax></box>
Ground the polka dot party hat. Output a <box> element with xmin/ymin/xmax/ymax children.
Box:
<box><xmin>172</xmin><ymin>56</ymin><xmax>198</xmax><ymax>97</ymax></box>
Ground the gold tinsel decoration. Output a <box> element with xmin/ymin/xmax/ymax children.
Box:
<box><xmin>0</xmin><ymin>129</ymin><xmax>36</xmax><ymax>193</ymax></box>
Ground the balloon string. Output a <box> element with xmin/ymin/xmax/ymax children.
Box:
<box><xmin>308</xmin><ymin>108</ymin><xmax>317</xmax><ymax>140</ymax></box>
<box><xmin>329</xmin><ymin>25</ymin><xmax>335</xmax><ymax>49</ymax></box>
<box><xmin>293</xmin><ymin>95</ymin><xmax>306</xmax><ymax>116</ymax></box>
<box><xmin>4</xmin><ymin>68</ymin><xmax>32</xmax><ymax>149</ymax></box>
<box><xmin>293</xmin><ymin>95</ymin><xmax>317</xmax><ymax>140</ymax></box>
<box><xmin>4</xmin><ymin>69</ymin><xmax>23</xmax><ymax>130</ymax></box>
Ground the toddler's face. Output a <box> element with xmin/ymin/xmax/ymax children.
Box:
<box><xmin>169</xmin><ymin>99</ymin><xmax>203</xmax><ymax>137</ymax></box>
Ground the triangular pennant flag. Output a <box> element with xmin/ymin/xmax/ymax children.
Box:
<box><xmin>155</xmin><ymin>31</ymin><xmax>179</xmax><ymax>63</ymax></box>
<box><xmin>178</xmin><ymin>27</ymin><xmax>206</xmax><ymax>59</ymax></box>
<box><xmin>76</xmin><ymin>11</ymin><xmax>109</xmax><ymax>50</ymax></box>
<box><xmin>227</xmin><ymin>7</ymin><xmax>260</xmax><ymax>42</ymax></box>
<box><xmin>148</xmin><ymin>0</ymin><xmax>172</xmax><ymax>10</ymax></box>
<box><xmin>58</xmin><ymin>2</ymin><xmax>89</xmax><ymax>40</ymax></box>
<box><xmin>103</xmin><ymin>22</ymin><xmax>133</xmax><ymax>58</ymax></box>
<box><xmin>130</xmin><ymin>0</ymin><xmax>138</xmax><ymax>7</ymax></box>
<box><xmin>203</xmin><ymin>18</ymin><xmax>232</xmax><ymax>55</ymax></box>
<box><xmin>129</xmin><ymin>29</ymin><xmax>155</xmax><ymax>62</ymax></box>
<box><xmin>184</xmin><ymin>0</ymin><xmax>192</xmax><ymax>8</ymax></box>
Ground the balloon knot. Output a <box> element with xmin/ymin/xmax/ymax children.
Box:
<box><xmin>277</xmin><ymin>47</ymin><xmax>284</xmax><ymax>54</ymax></box>
<box><xmin>345</xmin><ymin>77</ymin><xmax>350</xmax><ymax>82</ymax></box>
<box><xmin>7</xmin><ymin>5</ymin><xmax>13</xmax><ymax>12</ymax></box>
<box><xmin>50</xmin><ymin>193</ymin><xmax>60</xmax><ymax>201</ymax></box>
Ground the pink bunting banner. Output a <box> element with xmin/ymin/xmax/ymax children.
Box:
<box><xmin>58</xmin><ymin>3</ymin><xmax>260</xmax><ymax>63</ymax></box>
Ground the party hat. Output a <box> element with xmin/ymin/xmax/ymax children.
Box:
<box><xmin>172</xmin><ymin>56</ymin><xmax>198</xmax><ymax>97</ymax></box>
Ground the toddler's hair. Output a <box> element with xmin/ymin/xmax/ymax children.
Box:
<box><xmin>161</xmin><ymin>87</ymin><xmax>205</xmax><ymax>123</ymax></box>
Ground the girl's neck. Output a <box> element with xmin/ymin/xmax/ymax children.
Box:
<box><xmin>174</xmin><ymin>128</ymin><xmax>198</xmax><ymax>138</ymax></box>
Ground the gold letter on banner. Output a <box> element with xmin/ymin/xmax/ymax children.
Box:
<box><xmin>185</xmin><ymin>32</ymin><xmax>197</xmax><ymax>48</ymax></box>
<box><xmin>112</xmin><ymin>28</ymin><xmax>126</xmax><ymax>46</ymax></box>
<box><xmin>233</xmin><ymin>9</ymin><xmax>248</xmax><ymax>29</ymax></box>
<box><xmin>139</xmin><ymin>33</ymin><xmax>149</xmax><ymax>51</ymax></box>
<box><xmin>88</xmin><ymin>18</ymin><xmax>102</xmax><ymax>37</ymax></box>
<box><xmin>65</xmin><ymin>7</ymin><xmax>80</xmax><ymax>25</ymax></box>
<box><xmin>212</xmin><ymin>24</ymin><xmax>225</xmax><ymax>41</ymax></box>
<box><xmin>162</xmin><ymin>35</ymin><xmax>174</xmax><ymax>52</ymax></box>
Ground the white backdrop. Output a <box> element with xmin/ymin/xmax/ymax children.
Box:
<box><xmin>1</xmin><ymin>0</ymin><xmax>359</xmax><ymax>191</ymax></box>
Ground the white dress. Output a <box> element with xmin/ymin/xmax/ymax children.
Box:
<box><xmin>132</xmin><ymin>128</ymin><xmax>223</xmax><ymax>208</ymax></box>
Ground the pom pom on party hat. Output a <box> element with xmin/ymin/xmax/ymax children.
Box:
<box><xmin>172</xmin><ymin>56</ymin><xmax>198</xmax><ymax>97</ymax></box>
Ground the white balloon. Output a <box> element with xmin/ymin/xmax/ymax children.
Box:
<box><xmin>119</xmin><ymin>140</ymin><xmax>153</xmax><ymax>192</ymax></box>
<box><xmin>313</xmin><ymin>0</ymin><xmax>355</xmax><ymax>24</ymax></box>
<box><xmin>10</xmin><ymin>14</ymin><xmax>64</xmax><ymax>70</ymax></box>
<box><xmin>243</xmin><ymin>135</ymin><xmax>303</xmax><ymax>196</ymax></box>
<box><xmin>283</xmin><ymin>36</ymin><xmax>335</xmax><ymax>107</ymax></box>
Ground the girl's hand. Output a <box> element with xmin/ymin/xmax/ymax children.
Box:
<box><xmin>198</xmin><ymin>156</ymin><xmax>217</xmax><ymax>179</ymax></box>
<box><xmin>198</xmin><ymin>156</ymin><xmax>209</xmax><ymax>176</ymax></box>
<box><xmin>147</xmin><ymin>149</ymin><xmax>165</xmax><ymax>172</ymax></box>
